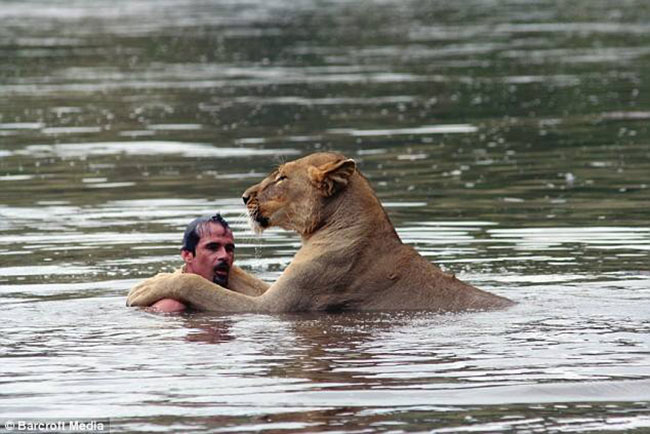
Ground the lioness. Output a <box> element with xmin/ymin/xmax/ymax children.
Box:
<box><xmin>127</xmin><ymin>152</ymin><xmax>513</xmax><ymax>312</ymax></box>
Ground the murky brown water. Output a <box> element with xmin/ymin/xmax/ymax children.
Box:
<box><xmin>1</xmin><ymin>0</ymin><xmax>649</xmax><ymax>432</ymax></box>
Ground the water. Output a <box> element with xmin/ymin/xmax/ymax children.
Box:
<box><xmin>1</xmin><ymin>0</ymin><xmax>649</xmax><ymax>432</ymax></box>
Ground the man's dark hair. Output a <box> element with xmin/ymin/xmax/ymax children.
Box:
<box><xmin>181</xmin><ymin>213</ymin><xmax>231</xmax><ymax>255</ymax></box>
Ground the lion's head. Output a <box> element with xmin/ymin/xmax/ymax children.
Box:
<box><xmin>242</xmin><ymin>152</ymin><xmax>356</xmax><ymax>235</ymax></box>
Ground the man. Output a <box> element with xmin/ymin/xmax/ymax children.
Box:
<box><xmin>130</xmin><ymin>213</ymin><xmax>268</xmax><ymax>313</ymax></box>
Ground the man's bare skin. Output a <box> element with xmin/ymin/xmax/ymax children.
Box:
<box><xmin>150</xmin><ymin>298</ymin><xmax>187</xmax><ymax>313</ymax></box>
<box><xmin>133</xmin><ymin>214</ymin><xmax>272</xmax><ymax>313</ymax></box>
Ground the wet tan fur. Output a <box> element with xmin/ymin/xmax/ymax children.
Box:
<box><xmin>127</xmin><ymin>152</ymin><xmax>513</xmax><ymax>312</ymax></box>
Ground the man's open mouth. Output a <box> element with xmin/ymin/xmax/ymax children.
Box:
<box><xmin>214</xmin><ymin>263</ymin><xmax>230</xmax><ymax>275</ymax></box>
<box><xmin>212</xmin><ymin>262</ymin><xmax>230</xmax><ymax>286</ymax></box>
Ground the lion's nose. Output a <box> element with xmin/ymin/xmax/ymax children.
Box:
<box><xmin>242</xmin><ymin>185</ymin><xmax>259</xmax><ymax>204</ymax></box>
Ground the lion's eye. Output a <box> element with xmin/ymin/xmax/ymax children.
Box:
<box><xmin>276</xmin><ymin>175</ymin><xmax>288</xmax><ymax>183</ymax></box>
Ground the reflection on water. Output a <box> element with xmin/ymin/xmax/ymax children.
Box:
<box><xmin>1</xmin><ymin>0</ymin><xmax>649</xmax><ymax>432</ymax></box>
<box><xmin>10</xmin><ymin>141</ymin><xmax>300</xmax><ymax>158</ymax></box>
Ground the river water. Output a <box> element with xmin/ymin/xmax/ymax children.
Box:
<box><xmin>1</xmin><ymin>0</ymin><xmax>649</xmax><ymax>432</ymax></box>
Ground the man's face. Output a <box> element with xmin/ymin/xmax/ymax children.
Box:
<box><xmin>182</xmin><ymin>222</ymin><xmax>235</xmax><ymax>287</ymax></box>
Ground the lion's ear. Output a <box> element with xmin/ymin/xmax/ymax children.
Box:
<box><xmin>308</xmin><ymin>158</ymin><xmax>356</xmax><ymax>197</ymax></box>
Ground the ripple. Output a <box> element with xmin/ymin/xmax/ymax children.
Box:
<box><xmin>601</xmin><ymin>111</ymin><xmax>650</xmax><ymax>121</ymax></box>
<box><xmin>487</xmin><ymin>227</ymin><xmax>650</xmax><ymax>251</ymax></box>
<box><xmin>328</xmin><ymin>124</ymin><xmax>478</xmax><ymax>137</ymax></box>
<box><xmin>495</xmin><ymin>22</ymin><xmax>650</xmax><ymax>35</ymax></box>
<box><xmin>11</xmin><ymin>141</ymin><xmax>300</xmax><ymax>159</ymax></box>
<box><xmin>85</xmin><ymin>182</ymin><xmax>136</xmax><ymax>189</ymax></box>
<box><xmin>231</xmin><ymin>95</ymin><xmax>416</xmax><ymax>106</ymax></box>
<box><xmin>0</xmin><ymin>174</ymin><xmax>33</xmax><ymax>181</ymax></box>
<box><xmin>146</xmin><ymin>124</ymin><xmax>203</xmax><ymax>131</ymax></box>
<box><xmin>0</xmin><ymin>122</ymin><xmax>45</xmax><ymax>130</ymax></box>
<box><xmin>0</xmin><ymin>265</ymin><xmax>98</xmax><ymax>277</ymax></box>
<box><xmin>42</xmin><ymin>126</ymin><xmax>102</xmax><ymax>135</ymax></box>
<box><xmin>0</xmin><ymin>72</ymin><xmax>434</xmax><ymax>95</ymax></box>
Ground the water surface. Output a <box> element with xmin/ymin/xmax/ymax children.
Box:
<box><xmin>1</xmin><ymin>0</ymin><xmax>649</xmax><ymax>432</ymax></box>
